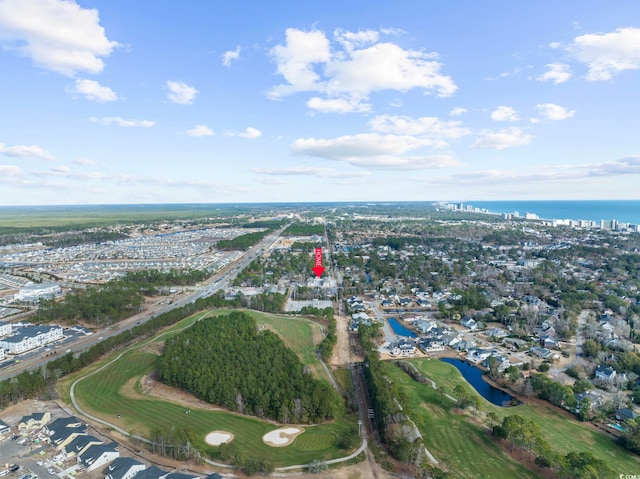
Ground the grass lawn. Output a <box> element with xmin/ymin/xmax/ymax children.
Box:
<box><xmin>391</xmin><ymin>358</ymin><xmax>640</xmax><ymax>476</ymax></box>
<box><xmin>57</xmin><ymin>309</ymin><xmax>358</xmax><ymax>467</ymax></box>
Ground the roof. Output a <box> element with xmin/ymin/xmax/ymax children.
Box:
<box><xmin>135</xmin><ymin>466</ymin><xmax>169</xmax><ymax>479</ymax></box>
<box><xmin>47</xmin><ymin>416</ymin><xmax>84</xmax><ymax>433</ymax></box>
<box><xmin>78</xmin><ymin>442</ymin><xmax>118</xmax><ymax>466</ymax></box>
<box><xmin>165</xmin><ymin>473</ymin><xmax>199</xmax><ymax>479</ymax></box>
<box><xmin>105</xmin><ymin>457</ymin><xmax>145</xmax><ymax>479</ymax></box>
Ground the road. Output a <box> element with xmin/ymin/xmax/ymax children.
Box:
<box><xmin>0</xmin><ymin>225</ymin><xmax>287</xmax><ymax>381</ymax></box>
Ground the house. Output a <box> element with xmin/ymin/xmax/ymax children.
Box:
<box><xmin>135</xmin><ymin>466</ymin><xmax>169</xmax><ymax>479</ymax></box>
<box><xmin>104</xmin><ymin>457</ymin><xmax>146</xmax><ymax>479</ymax></box>
<box><xmin>398</xmin><ymin>298</ymin><xmax>412</xmax><ymax>307</ymax></box>
<box><xmin>530</xmin><ymin>346</ymin><xmax>554</xmax><ymax>360</ymax></box>
<box><xmin>483</xmin><ymin>354</ymin><xmax>510</xmax><ymax>372</ymax></box>
<box><xmin>595</xmin><ymin>365</ymin><xmax>616</xmax><ymax>382</ymax></box>
<box><xmin>441</xmin><ymin>333</ymin><xmax>460</xmax><ymax>347</ymax></box>
<box><xmin>486</xmin><ymin>327</ymin><xmax>508</xmax><ymax>339</ymax></box>
<box><xmin>18</xmin><ymin>412</ymin><xmax>50</xmax><ymax>430</ymax></box>
<box><xmin>0</xmin><ymin>419</ymin><xmax>10</xmax><ymax>434</ymax></box>
<box><xmin>574</xmin><ymin>391</ymin><xmax>603</xmax><ymax>410</ymax></box>
<box><xmin>78</xmin><ymin>442</ymin><xmax>118</xmax><ymax>472</ymax></box>
<box><xmin>389</xmin><ymin>339</ymin><xmax>416</xmax><ymax>357</ymax></box>
<box><xmin>454</xmin><ymin>339</ymin><xmax>476</xmax><ymax>351</ymax></box>
<box><xmin>504</xmin><ymin>338</ymin><xmax>528</xmax><ymax>350</ymax></box>
<box><xmin>419</xmin><ymin>338</ymin><xmax>444</xmax><ymax>353</ymax></box>
<box><xmin>63</xmin><ymin>434</ymin><xmax>103</xmax><ymax>458</ymax></box>
<box><xmin>414</xmin><ymin>319</ymin><xmax>435</xmax><ymax>334</ymax></box>
<box><xmin>381</xmin><ymin>299</ymin><xmax>394</xmax><ymax>307</ymax></box>
<box><xmin>616</xmin><ymin>408</ymin><xmax>639</xmax><ymax>422</ymax></box>
<box><xmin>461</xmin><ymin>317</ymin><xmax>477</xmax><ymax>330</ymax></box>
<box><xmin>165</xmin><ymin>473</ymin><xmax>199</xmax><ymax>479</ymax></box>
<box><xmin>467</xmin><ymin>347</ymin><xmax>492</xmax><ymax>362</ymax></box>
<box><xmin>541</xmin><ymin>336</ymin><xmax>560</xmax><ymax>349</ymax></box>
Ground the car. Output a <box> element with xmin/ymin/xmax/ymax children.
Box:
<box><xmin>47</xmin><ymin>469</ymin><xmax>55</xmax><ymax>475</ymax></box>
<box><xmin>0</xmin><ymin>470</ymin><xmax>9</xmax><ymax>477</ymax></box>
<box><xmin>20</xmin><ymin>474</ymin><xmax>33</xmax><ymax>479</ymax></box>
<box><xmin>10</xmin><ymin>466</ymin><xmax>19</xmax><ymax>472</ymax></box>
<box><xmin>36</xmin><ymin>461</ymin><xmax>43</xmax><ymax>466</ymax></box>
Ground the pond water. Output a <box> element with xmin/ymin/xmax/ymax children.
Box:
<box><xmin>387</xmin><ymin>317</ymin><xmax>417</xmax><ymax>337</ymax></box>
<box><xmin>441</xmin><ymin>357</ymin><xmax>516</xmax><ymax>407</ymax></box>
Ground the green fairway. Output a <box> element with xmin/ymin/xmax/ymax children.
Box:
<box><xmin>58</xmin><ymin>309</ymin><xmax>358</xmax><ymax>467</ymax></box>
<box><xmin>389</xmin><ymin>359</ymin><xmax>640</xmax><ymax>477</ymax></box>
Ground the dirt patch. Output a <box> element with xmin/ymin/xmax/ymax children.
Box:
<box><xmin>262</xmin><ymin>427</ymin><xmax>304</xmax><ymax>447</ymax></box>
<box><xmin>331</xmin><ymin>315</ymin><xmax>358</xmax><ymax>367</ymax></box>
<box><xmin>125</xmin><ymin>373</ymin><xmax>224</xmax><ymax>412</ymax></box>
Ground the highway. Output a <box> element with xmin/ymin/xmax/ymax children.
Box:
<box><xmin>0</xmin><ymin>225</ymin><xmax>286</xmax><ymax>381</ymax></box>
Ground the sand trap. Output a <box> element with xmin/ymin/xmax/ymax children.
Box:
<box><xmin>262</xmin><ymin>427</ymin><xmax>304</xmax><ymax>447</ymax></box>
<box><xmin>205</xmin><ymin>431</ymin><xmax>234</xmax><ymax>446</ymax></box>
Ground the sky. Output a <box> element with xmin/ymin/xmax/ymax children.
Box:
<box><xmin>1</xmin><ymin>0</ymin><xmax>640</xmax><ymax>206</ymax></box>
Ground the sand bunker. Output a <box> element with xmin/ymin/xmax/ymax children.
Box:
<box><xmin>262</xmin><ymin>427</ymin><xmax>304</xmax><ymax>447</ymax></box>
<box><xmin>205</xmin><ymin>431</ymin><xmax>234</xmax><ymax>446</ymax></box>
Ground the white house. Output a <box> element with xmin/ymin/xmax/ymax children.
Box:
<box><xmin>390</xmin><ymin>339</ymin><xmax>416</xmax><ymax>357</ymax></box>
<box><xmin>461</xmin><ymin>317</ymin><xmax>478</xmax><ymax>330</ymax></box>
<box><xmin>78</xmin><ymin>442</ymin><xmax>119</xmax><ymax>472</ymax></box>
<box><xmin>104</xmin><ymin>457</ymin><xmax>146</xmax><ymax>479</ymax></box>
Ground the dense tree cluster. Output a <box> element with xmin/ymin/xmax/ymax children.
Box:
<box><xmin>217</xmin><ymin>230</ymin><xmax>268</xmax><ymax>250</ymax></box>
<box><xmin>157</xmin><ymin>312</ymin><xmax>335</xmax><ymax>423</ymax></box>
<box><xmin>38</xmin><ymin>283</ymin><xmax>145</xmax><ymax>326</ymax></box>
<box><xmin>282</xmin><ymin>224</ymin><xmax>325</xmax><ymax>236</ymax></box>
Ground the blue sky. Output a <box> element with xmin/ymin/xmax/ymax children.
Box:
<box><xmin>1</xmin><ymin>0</ymin><xmax>640</xmax><ymax>205</ymax></box>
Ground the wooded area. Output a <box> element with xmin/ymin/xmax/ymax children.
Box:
<box><xmin>157</xmin><ymin>311</ymin><xmax>334</xmax><ymax>424</ymax></box>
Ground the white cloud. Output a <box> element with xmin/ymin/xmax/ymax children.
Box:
<box><xmin>536</xmin><ymin>103</ymin><xmax>575</xmax><ymax>121</ymax></box>
<box><xmin>73</xmin><ymin>157</ymin><xmax>99</xmax><ymax>166</ymax></box>
<box><xmin>567</xmin><ymin>27</ymin><xmax>640</xmax><ymax>81</ymax></box>
<box><xmin>369</xmin><ymin>114</ymin><xmax>470</xmax><ymax>142</ymax></box>
<box><xmin>333</xmin><ymin>28</ymin><xmax>379</xmax><ymax>51</ymax></box>
<box><xmin>269</xmin><ymin>27</ymin><xmax>456</xmax><ymax>108</ymax></box>
<box><xmin>222</xmin><ymin>46</ymin><xmax>241</xmax><ymax>66</ymax></box>
<box><xmin>0</xmin><ymin>0</ymin><xmax>119</xmax><ymax>76</ymax></box>
<box><xmin>252</xmin><ymin>166</ymin><xmax>370</xmax><ymax>179</ymax></box>
<box><xmin>291</xmin><ymin>133</ymin><xmax>461</xmax><ymax>169</ymax></box>
<box><xmin>450</xmin><ymin>107</ymin><xmax>467</xmax><ymax>116</ymax></box>
<box><xmin>186</xmin><ymin>125</ymin><xmax>214</xmax><ymax>137</ymax></box>
<box><xmin>307</xmin><ymin>96</ymin><xmax>371</xmax><ymax>113</ymax></box>
<box><xmin>0</xmin><ymin>142</ymin><xmax>55</xmax><ymax>160</ymax></box>
<box><xmin>90</xmin><ymin>117</ymin><xmax>154</xmax><ymax>127</ymax></box>
<box><xmin>411</xmin><ymin>155</ymin><xmax>640</xmax><ymax>187</ymax></box>
<box><xmin>224</xmin><ymin>127</ymin><xmax>262</xmax><ymax>139</ymax></box>
<box><xmin>471</xmin><ymin>127</ymin><xmax>533</xmax><ymax>150</ymax></box>
<box><xmin>237</xmin><ymin>127</ymin><xmax>261</xmax><ymax>139</ymax></box>
<box><xmin>537</xmin><ymin>63</ymin><xmax>572</xmax><ymax>84</ymax></box>
<box><xmin>166</xmin><ymin>81</ymin><xmax>198</xmax><ymax>105</ymax></box>
<box><xmin>72</xmin><ymin>79</ymin><xmax>117</xmax><ymax>102</ymax></box>
<box><xmin>490</xmin><ymin>105</ymin><xmax>519</xmax><ymax>122</ymax></box>
<box><xmin>0</xmin><ymin>165</ymin><xmax>24</xmax><ymax>176</ymax></box>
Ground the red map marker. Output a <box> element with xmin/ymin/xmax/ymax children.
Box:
<box><xmin>312</xmin><ymin>247</ymin><xmax>325</xmax><ymax>277</ymax></box>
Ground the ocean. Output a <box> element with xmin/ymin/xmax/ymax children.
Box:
<box><xmin>464</xmin><ymin>200</ymin><xmax>640</xmax><ymax>225</ymax></box>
